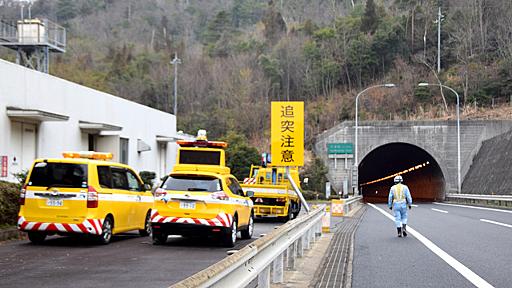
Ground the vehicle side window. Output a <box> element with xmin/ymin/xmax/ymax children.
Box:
<box><xmin>111</xmin><ymin>168</ymin><xmax>128</xmax><ymax>190</ymax></box>
<box><xmin>228</xmin><ymin>177</ymin><xmax>244</xmax><ymax>196</ymax></box>
<box><xmin>126</xmin><ymin>170</ymin><xmax>142</xmax><ymax>191</ymax></box>
<box><xmin>97</xmin><ymin>166</ymin><xmax>112</xmax><ymax>188</ymax></box>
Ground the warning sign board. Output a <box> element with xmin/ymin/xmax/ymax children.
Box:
<box><xmin>271</xmin><ymin>102</ymin><xmax>304</xmax><ymax>167</ymax></box>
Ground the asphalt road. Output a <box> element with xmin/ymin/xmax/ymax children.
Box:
<box><xmin>0</xmin><ymin>219</ymin><xmax>283</xmax><ymax>288</ymax></box>
<box><xmin>352</xmin><ymin>202</ymin><xmax>512</xmax><ymax>288</ymax></box>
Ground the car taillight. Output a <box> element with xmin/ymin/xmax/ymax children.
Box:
<box><xmin>211</xmin><ymin>191</ymin><xmax>229</xmax><ymax>201</ymax></box>
<box><xmin>19</xmin><ymin>184</ymin><xmax>27</xmax><ymax>205</ymax></box>
<box><xmin>155</xmin><ymin>188</ymin><xmax>167</xmax><ymax>198</ymax></box>
<box><xmin>87</xmin><ymin>186</ymin><xmax>98</xmax><ymax>208</ymax></box>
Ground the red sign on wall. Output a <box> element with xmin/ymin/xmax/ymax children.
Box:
<box><xmin>1</xmin><ymin>156</ymin><xmax>7</xmax><ymax>177</ymax></box>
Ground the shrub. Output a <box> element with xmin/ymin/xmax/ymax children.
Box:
<box><xmin>0</xmin><ymin>181</ymin><xmax>20</xmax><ymax>226</ymax></box>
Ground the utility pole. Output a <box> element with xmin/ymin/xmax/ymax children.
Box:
<box><xmin>437</xmin><ymin>0</ymin><xmax>442</xmax><ymax>73</ymax></box>
<box><xmin>170</xmin><ymin>53</ymin><xmax>181</xmax><ymax>116</ymax></box>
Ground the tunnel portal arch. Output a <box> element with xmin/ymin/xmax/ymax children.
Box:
<box><xmin>358</xmin><ymin>142</ymin><xmax>446</xmax><ymax>203</ymax></box>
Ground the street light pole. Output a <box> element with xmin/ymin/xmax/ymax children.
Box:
<box><xmin>418</xmin><ymin>82</ymin><xmax>461</xmax><ymax>193</ymax></box>
<box><xmin>170</xmin><ymin>53</ymin><xmax>181</xmax><ymax>116</ymax></box>
<box><xmin>354</xmin><ymin>83</ymin><xmax>396</xmax><ymax>194</ymax></box>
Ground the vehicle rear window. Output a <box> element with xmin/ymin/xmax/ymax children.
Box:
<box><xmin>161</xmin><ymin>175</ymin><xmax>222</xmax><ymax>192</ymax></box>
<box><xmin>28</xmin><ymin>162</ymin><xmax>88</xmax><ymax>188</ymax></box>
<box><xmin>179</xmin><ymin>150</ymin><xmax>221</xmax><ymax>165</ymax></box>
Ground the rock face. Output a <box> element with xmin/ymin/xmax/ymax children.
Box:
<box><xmin>462</xmin><ymin>129</ymin><xmax>512</xmax><ymax>195</ymax></box>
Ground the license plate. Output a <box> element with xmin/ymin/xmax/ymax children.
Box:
<box><xmin>46</xmin><ymin>199</ymin><xmax>63</xmax><ymax>207</ymax></box>
<box><xmin>179</xmin><ymin>201</ymin><xmax>196</xmax><ymax>209</ymax></box>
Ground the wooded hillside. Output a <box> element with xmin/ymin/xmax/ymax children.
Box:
<box><xmin>1</xmin><ymin>0</ymin><xmax>511</xmax><ymax>151</ymax></box>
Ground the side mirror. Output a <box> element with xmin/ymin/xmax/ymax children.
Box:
<box><xmin>144</xmin><ymin>184</ymin><xmax>152</xmax><ymax>191</ymax></box>
<box><xmin>246</xmin><ymin>190</ymin><xmax>255</xmax><ymax>198</ymax></box>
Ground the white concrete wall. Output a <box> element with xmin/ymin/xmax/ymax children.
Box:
<box><xmin>0</xmin><ymin>59</ymin><xmax>178</xmax><ymax>182</ymax></box>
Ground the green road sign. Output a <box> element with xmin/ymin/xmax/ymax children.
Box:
<box><xmin>327</xmin><ymin>143</ymin><xmax>353</xmax><ymax>154</ymax></box>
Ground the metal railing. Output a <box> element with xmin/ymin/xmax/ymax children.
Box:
<box><xmin>171</xmin><ymin>205</ymin><xmax>325</xmax><ymax>288</ymax></box>
<box><xmin>0</xmin><ymin>18</ymin><xmax>66</xmax><ymax>52</ymax></box>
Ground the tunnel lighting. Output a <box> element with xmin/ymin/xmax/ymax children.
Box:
<box><xmin>360</xmin><ymin>161</ymin><xmax>431</xmax><ymax>187</ymax></box>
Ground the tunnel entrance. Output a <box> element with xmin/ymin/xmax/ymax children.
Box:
<box><xmin>359</xmin><ymin>143</ymin><xmax>445</xmax><ymax>203</ymax></box>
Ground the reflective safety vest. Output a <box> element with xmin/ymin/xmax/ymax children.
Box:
<box><xmin>393</xmin><ymin>184</ymin><xmax>405</xmax><ymax>203</ymax></box>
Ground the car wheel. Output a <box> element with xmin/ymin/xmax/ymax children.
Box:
<box><xmin>223</xmin><ymin>218</ymin><xmax>237</xmax><ymax>247</ymax></box>
<box><xmin>292</xmin><ymin>202</ymin><xmax>301</xmax><ymax>218</ymax></box>
<box><xmin>28</xmin><ymin>231</ymin><xmax>46</xmax><ymax>244</ymax></box>
<box><xmin>139</xmin><ymin>211</ymin><xmax>152</xmax><ymax>237</ymax></box>
<box><xmin>280</xmin><ymin>204</ymin><xmax>292</xmax><ymax>222</ymax></box>
<box><xmin>98</xmin><ymin>217</ymin><xmax>113</xmax><ymax>245</ymax></box>
<box><xmin>240</xmin><ymin>213</ymin><xmax>254</xmax><ymax>240</ymax></box>
<box><xmin>152</xmin><ymin>232</ymin><xmax>168</xmax><ymax>245</ymax></box>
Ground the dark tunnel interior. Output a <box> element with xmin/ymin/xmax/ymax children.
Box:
<box><xmin>359</xmin><ymin>143</ymin><xmax>445</xmax><ymax>203</ymax></box>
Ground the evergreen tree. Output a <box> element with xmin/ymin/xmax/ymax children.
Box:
<box><xmin>361</xmin><ymin>0</ymin><xmax>378</xmax><ymax>34</ymax></box>
<box><xmin>56</xmin><ymin>0</ymin><xmax>77</xmax><ymax>22</ymax></box>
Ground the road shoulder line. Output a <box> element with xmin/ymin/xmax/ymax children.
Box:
<box><xmin>433</xmin><ymin>202</ymin><xmax>512</xmax><ymax>214</ymax></box>
<box><xmin>368</xmin><ymin>203</ymin><xmax>494</xmax><ymax>288</ymax></box>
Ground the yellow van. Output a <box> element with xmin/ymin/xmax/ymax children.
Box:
<box><xmin>151</xmin><ymin>131</ymin><xmax>254</xmax><ymax>247</ymax></box>
<box><xmin>17</xmin><ymin>151</ymin><xmax>153</xmax><ymax>244</ymax></box>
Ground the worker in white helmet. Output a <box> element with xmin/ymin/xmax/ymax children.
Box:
<box><xmin>388</xmin><ymin>175</ymin><xmax>412</xmax><ymax>237</ymax></box>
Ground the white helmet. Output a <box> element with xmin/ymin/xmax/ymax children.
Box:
<box><xmin>394</xmin><ymin>175</ymin><xmax>403</xmax><ymax>183</ymax></box>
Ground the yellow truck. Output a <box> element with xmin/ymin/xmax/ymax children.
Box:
<box><xmin>241</xmin><ymin>165</ymin><xmax>301</xmax><ymax>222</ymax></box>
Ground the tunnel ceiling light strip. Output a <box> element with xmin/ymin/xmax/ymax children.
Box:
<box><xmin>360</xmin><ymin>161</ymin><xmax>430</xmax><ymax>187</ymax></box>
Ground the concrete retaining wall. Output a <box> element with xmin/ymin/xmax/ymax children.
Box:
<box><xmin>462</xmin><ymin>129</ymin><xmax>512</xmax><ymax>195</ymax></box>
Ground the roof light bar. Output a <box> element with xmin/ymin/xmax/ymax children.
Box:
<box><xmin>62</xmin><ymin>151</ymin><xmax>113</xmax><ymax>160</ymax></box>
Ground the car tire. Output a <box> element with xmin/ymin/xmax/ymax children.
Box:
<box><xmin>98</xmin><ymin>217</ymin><xmax>113</xmax><ymax>245</ymax></box>
<box><xmin>280</xmin><ymin>204</ymin><xmax>292</xmax><ymax>222</ymax></box>
<box><xmin>292</xmin><ymin>202</ymin><xmax>301</xmax><ymax>219</ymax></box>
<box><xmin>28</xmin><ymin>231</ymin><xmax>46</xmax><ymax>244</ymax></box>
<box><xmin>152</xmin><ymin>232</ymin><xmax>168</xmax><ymax>245</ymax></box>
<box><xmin>223</xmin><ymin>217</ymin><xmax>237</xmax><ymax>247</ymax></box>
<box><xmin>240</xmin><ymin>213</ymin><xmax>254</xmax><ymax>240</ymax></box>
<box><xmin>139</xmin><ymin>211</ymin><xmax>152</xmax><ymax>237</ymax></box>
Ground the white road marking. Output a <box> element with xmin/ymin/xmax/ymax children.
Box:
<box><xmin>433</xmin><ymin>202</ymin><xmax>512</xmax><ymax>214</ymax></box>
<box><xmin>411</xmin><ymin>204</ymin><xmax>419</xmax><ymax>207</ymax></box>
<box><xmin>480</xmin><ymin>219</ymin><xmax>512</xmax><ymax>229</ymax></box>
<box><xmin>368</xmin><ymin>203</ymin><xmax>494</xmax><ymax>288</ymax></box>
<box><xmin>431</xmin><ymin>208</ymin><xmax>448</xmax><ymax>214</ymax></box>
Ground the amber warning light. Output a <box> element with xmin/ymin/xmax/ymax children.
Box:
<box><xmin>62</xmin><ymin>151</ymin><xmax>113</xmax><ymax>161</ymax></box>
<box><xmin>176</xmin><ymin>140</ymin><xmax>228</xmax><ymax>149</ymax></box>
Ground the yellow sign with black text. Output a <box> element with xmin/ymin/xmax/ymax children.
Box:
<box><xmin>271</xmin><ymin>101</ymin><xmax>304</xmax><ymax>167</ymax></box>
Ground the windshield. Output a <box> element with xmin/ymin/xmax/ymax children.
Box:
<box><xmin>161</xmin><ymin>175</ymin><xmax>222</xmax><ymax>192</ymax></box>
<box><xmin>27</xmin><ymin>162</ymin><xmax>88</xmax><ymax>188</ymax></box>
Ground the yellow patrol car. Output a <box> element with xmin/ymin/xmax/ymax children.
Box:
<box><xmin>17</xmin><ymin>151</ymin><xmax>153</xmax><ymax>244</ymax></box>
<box><xmin>151</xmin><ymin>130</ymin><xmax>254</xmax><ymax>247</ymax></box>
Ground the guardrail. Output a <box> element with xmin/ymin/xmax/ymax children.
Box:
<box><xmin>171</xmin><ymin>205</ymin><xmax>325</xmax><ymax>288</ymax></box>
<box><xmin>444</xmin><ymin>193</ymin><xmax>512</xmax><ymax>209</ymax></box>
